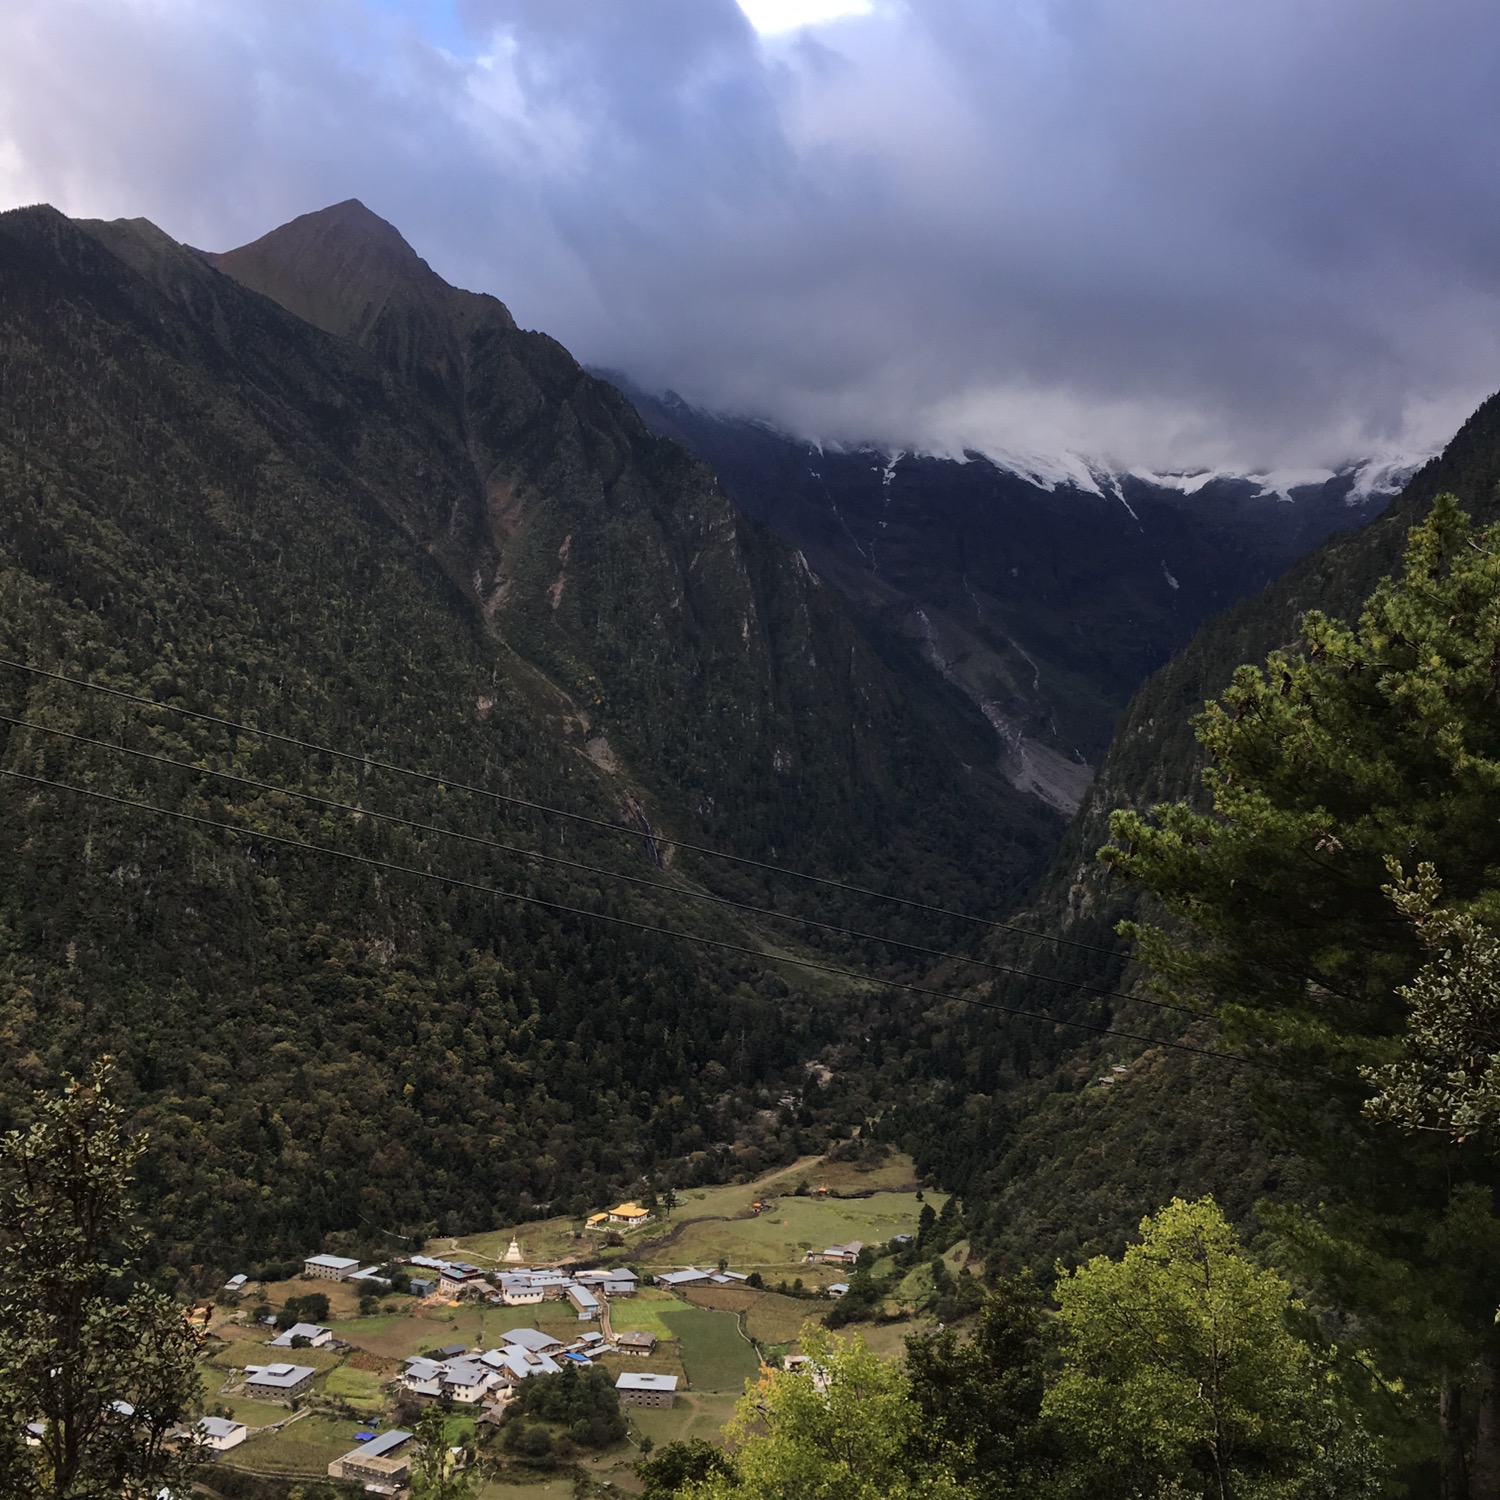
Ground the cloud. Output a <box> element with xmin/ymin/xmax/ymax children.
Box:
<box><xmin>3</xmin><ymin>0</ymin><xmax>1500</xmax><ymax>469</ymax></box>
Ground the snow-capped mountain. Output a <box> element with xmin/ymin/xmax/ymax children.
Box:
<box><xmin>610</xmin><ymin>377</ymin><xmax>1422</xmax><ymax>813</ymax></box>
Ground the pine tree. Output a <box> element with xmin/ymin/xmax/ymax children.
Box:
<box><xmin>1101</xmin><ymin>496</ymin><xmax>1500</xmax><ymax>1494</ymax></box>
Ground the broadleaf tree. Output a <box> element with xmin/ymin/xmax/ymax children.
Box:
<box><xmin>682</xmin><ymin>1323</ymin><xmax>966</xmax><ymax>1500</ymax></box>
<box><xmin>0</xmin><ymin>1058</ymin><xmax>203</xmax><ymax>1500</ymax></box>
<box><xmin>408</xmin><ymin>1405</ymin><xmax>481</xmax><ymax>1500</ymax></box>
<box><xmin>1044</xmin><ymin>1198</ymin><xmax>1383</xmax><ymax>1500</ymax></box>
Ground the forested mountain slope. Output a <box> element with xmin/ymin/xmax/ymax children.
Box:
<box><xmin>894</xmin><ymin>387</ymin><xmax>1500</xmax><ymax>1273</ymax></box>
<box><xmin>0</xmin><ymin>201</ymin><xmax>1052</xmax><ymax>1272</ymax></box>
<box><xmin>621</xmin><ymin>381</ymin><xmax>1396</xmax><ymax>813</ymax></box>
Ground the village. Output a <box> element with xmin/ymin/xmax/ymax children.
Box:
<box><xmin>185</xmin><ymin>1155</ymin><xmax>952</xmax><ymax>1496</ymax></box>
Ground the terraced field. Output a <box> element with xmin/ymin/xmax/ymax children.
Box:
<box><xmin>232</xmin><ymin>1415</ymin><xmax>359</xmax><ymax>1475</ymax></box>
<box><xmin>323</xmin><ymin>1365</ymin><xmax>385</xmax><ymax>1411</ymax></box>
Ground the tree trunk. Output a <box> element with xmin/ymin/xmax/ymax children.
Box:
<box><xmin>1441</xmin><ymin>1381</ymin><xmax>1467</xmax><ymax>1500</ymax></box>
<box><xmin>1473</xmin><ymin>1351</ymin><xmax>1500</xmax><ymax>1500</ymax></box>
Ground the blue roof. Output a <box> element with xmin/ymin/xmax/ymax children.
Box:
<box><xmin>354</xmin><ymin>1430</ymin><xmax>377</xmax><ymax>1441</ymax></box>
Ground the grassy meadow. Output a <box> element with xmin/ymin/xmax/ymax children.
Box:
<box><xmin>657</xmin><ymin>1305</ymin><xmax>760</xmax><ymax>1392</ymax></box>
<box><xmin>638</xmin><ymin>1189</ymin><xmax>942</xmax><ymax>1281</ymax></box>
<box><xmin>452</xmin><ymin>1150</ymin><xmax>934</xmax><ymax>1272</ymax></box>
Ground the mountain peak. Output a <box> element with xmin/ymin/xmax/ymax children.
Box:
<box><xmin>206</xmin><ymin>200</ymin><xmax>514</xmax><ymax>374</ymax></box>
<box><xmin>283</xmin><ymin>197</ymin><xmax>424</xmax><ymax>266</ymax></box>
<box><xmin>206</xmin><ymin>199</ymin><xmax>439</xmax><ymax>342</ymax></box>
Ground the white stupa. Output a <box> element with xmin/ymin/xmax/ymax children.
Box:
<box><xmin>503</xmin><ymin>1238</ymin><xmax>523</xmax><ymax>1265</ymax></box>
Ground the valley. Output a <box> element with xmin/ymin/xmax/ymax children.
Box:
<box><xmin>620</xmin><ymin>381</ymin><xmax>1408</xmax><ymax>811</ymax></box>
<box><xmin>4</xmin><ymin>194</ymin><xmax>1500</xmax><ymax>1498</ymax></box>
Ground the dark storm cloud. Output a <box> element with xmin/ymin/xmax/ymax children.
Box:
<box><xmin>4</xmin><ymin>0</ymin><xmax>1500</xmax><ymax>470</ymax></box>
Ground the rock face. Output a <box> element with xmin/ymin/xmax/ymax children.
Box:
<box><xmin>617</xmin><ymin>383</ymin><xmax>1406</xmax><ymax>811</ymax></box>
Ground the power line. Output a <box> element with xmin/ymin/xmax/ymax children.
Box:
<box><xmin>0</xmin><ymin>656</ymin><xmax>1126</xmax><ymax>960</ymax></box>
<box><xmin>0</xmin><ymin>711</ymin><xmax>1201</xmax><ymax>1021</ymax></box>
<box><xmin>0</xmin><ymin>766</ymin><xmax>1238</xmax><ymax>1064</ymax></box>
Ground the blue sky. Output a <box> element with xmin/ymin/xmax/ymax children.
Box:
<box><xmin>4</xmin><ymin>0</ymin><xmax>1500</xmax><ymax>473</ymax></box>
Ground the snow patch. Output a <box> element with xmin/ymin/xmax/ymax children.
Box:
<box><xmin>1139</xmin><ymin>454</ymin><xmax>1427</xmax><ymax>504</ymax></box>
<box><xmin>974</xmin><ymin>444</ymin><xmax>1106</xmax><ymax>496</ymax></box>
<box><xmin>1138</xmin><ymin>468</ymin><xmax>1233</xmax><ymax>496</ymax></box>
<box><xmin>1346</xmin><ymin>453</ymin><xmax>1427</xmax><ymax>500</ymax></box>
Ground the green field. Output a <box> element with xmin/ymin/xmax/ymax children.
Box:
<box><xmin>454</xmin><ymin>1150</ymin><xmax>932</xmax><ymax>1270</ymax></box>
<box><xmin>329</xmin><ymin>1303</ymin><xmax>549</xmax><ymax>1362</ymax></box>
<box><xmin>629</xmin><ymin>1389</ymin><xmax>742</xmax><ymax>1449</ymax></box>
<box><xmin>477</xmin><ymin>1477</ymin><xmax>580</xmax><ymax>1499</ymax></box>
<box><xmin>684</xmin><ymin>1285</ymin><xmax>818</xmax><ymax>1346</ymax></box>
<box><xmin>206</xmin><ymin>1335</ymin><xmax>343</xmax><ymax>1377</ymax></box>
<box><xmin>233</xmin><ymin>1414</ymin><xmax>359</xmax><ymax>1474</ymax></box>
<box><xmin>658</xmin><ymin>1306</ymin><xmax>760</xmax><ymax>1393</ymax></box>
<box><xmin>643</xmin><ymin>1190</ymin><xmax>942</xmax><ymax>1278</ymax></box>
<box><xmin>323</xmin><ymin>1365</ymin><xmax>386</xmax><ymax>1410</ymax></box>
<box><xmin>195</xmin><ymin>1367</ymin><xmax>288</xmax><ymax>1430</ymax></box>
<box><xmin>606</xmin><ymin>1291</ymin><xmax>683</xmax><ymax>1341</ymax></box>
<box><xmin>327</xmin><ymin>1312</ymin><xmax>407</xmax><ymax>1342</ymax></box>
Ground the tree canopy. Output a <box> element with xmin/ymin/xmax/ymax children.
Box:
<box><xmin>1044</xmin><ymin>1198</ymin><xmax>1381</xmax><ymax>1500</ymax></box>
<box><xmin>0</xmin><ymin>1059</ymin><xmax>202</xmax><ymax>1500</ymax></box>
<box><xmin>682</xmin><ymin>1324</ymin><xmax>965</xmax><ymax>1500</ymax></box>
<box><xmin>1100</xmin><ymin>496</ymin><xmax>1500</xmax><ymax>1492</ymax></box>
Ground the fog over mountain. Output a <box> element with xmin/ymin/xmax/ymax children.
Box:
<box><xmin>3</xmin><ymin>0</ymin><xmax>1500</xmax><ymax>472</ymax></box>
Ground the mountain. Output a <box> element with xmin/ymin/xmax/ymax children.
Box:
<box><xmin>0</xmin><ymin>200</ymin><xmax>1055</xmax><ymax>1269</ymax></box>
<box><xmin>886</xmin><ymin>385</ymin><xmax>1500</xmax><ymax>1273</ymax></box>
<box><xmin>616</xmin><ymin>383</ymin><xmax>1414</xmax><ymax>813</ymax></box>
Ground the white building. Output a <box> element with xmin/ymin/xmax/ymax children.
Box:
<box><xmin>481</xmin><ymin>1344</ymin><xmax>564</xmax><ymax>1382</ymax></box>
<box><xmin>574</xmin><ymin>1267</ymin><xmax>639</xmax><ymax>1297</ymax></box>
<box><xmin>193</xmin><ymin>1416</ymin><xmax>248</xmax><ymax>1451</ymax></box>
<box><xmin>500</xmin><ymin>1328</ymin><xmax>565</xmax><ymax>1356</ymax></box>
<box><xmin>269</xmin><ymin>1322</ymin><xmax>332</xmax><ymax>1349</ymax></box>
<box><xmin>497</xmin><ymin>1274</ymin><xmax>544</xmax><ymax>1307</ymax></box>
<box><xmin>566</xmin><ymin>1284</ymin><xmax>601</xmax><ymax>1320</ymax></box>
<box><xmin>656</xmin><ymin>1268</ymin><xmax>712</xmax><ymax>1289</ymax></box>
<box><xmin>441</xmin><ymin>1359</ymin><xmax>501</xmax><ymax>1404</ymax></box>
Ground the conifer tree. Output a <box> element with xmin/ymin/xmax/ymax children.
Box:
<box><xmin>1101</xmin><ymin>496</ymin><xmax>1500</xmax><ymax>1494</ymax></box>
<box><xmin>1363</xmin><ymin>861</ymin><xmax>1500</xmax><ymax>1141</ymax></box>
<box><xmin>903</xmin><ymin>1273</ymin><xmax>1060</xmax><ymax>1498</ymax></box>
